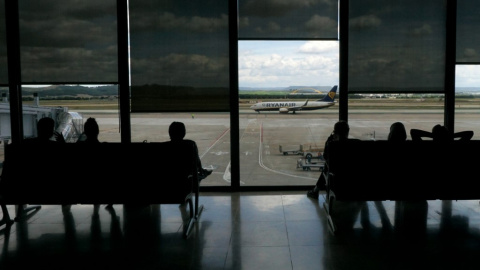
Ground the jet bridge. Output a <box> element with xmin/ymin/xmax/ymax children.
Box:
<box><xmin>0</xmin><ymin>99</ymin><xmax>84</xmax><ymax>143</ymax></box>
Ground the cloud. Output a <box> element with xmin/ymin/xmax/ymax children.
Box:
<box><xmin>21</xmin><ymin>46</ymin><xmax>118</xmax><ymax>82</ymax></box>
<box><xmin>350</xmin><ymin>15</ymin><xmax>382</xmax><ymax>30</ymax></box>
<box><xmin>463</xmin><ymin>48</ymin><xmax>478</xmax><ymax>58</ymax></box>
<box><xmin>241</xmin><ymin>0</ymin><xmax>323</xmax><ymax>18</ymax></box>
<box><xmin>411</xmin><ymin>24</ymin><xmax>432</xmax><ymax>36</ymax></box>
<box><xmin>19</xmin><ymin>1</ymin><xmax>116</xmax><ymax>21</ymax></box>
<box><xmin>305</xmin><ymin>15</ymin><xmax>337</xmax><ymax>34</ymax></box>
<box><xmin>133</xmin><ymin>12</ymin><xmax>228</xmax><ymax>33</ymax></box>
<box><xmin>131</xmin><ymin>53</ymin><xmax>229</xmax><ymax>87</ymax></box>
<box><xmin>254</xmin><ymin>22</ymin><xmax>282</xmax><ymax>33</ymax></box>
<box><xmin>456</xmin><ymin>65</ymin><xmax>480</xmax><ymax>87</ymax></box>
<box><xmin>20</xmin><ymin>19</ymin><xmax>116</xmax><ymax>48</ymax></box>
<box><xmin>239</xmin><ymin>17</ymin><xmax>250</xmax><ymax>28</ymax></box>
<box><xmin>6</xmin><ymin>1</ymin><xmax>119</xmax><ymax>83</ymax></box>
<box><xmin>298</xmin><ymin>41</ymin><xmax>338</xmax><ymax>54</ymax></box>
<box><xmin>238</xmin><ymin>41</ymin><xmax>339</xmax><ymax>87</ymax></box>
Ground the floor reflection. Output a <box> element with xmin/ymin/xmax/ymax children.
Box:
<box><xmin>0</xmin><ymin>194</ymin><xmax>480</xmax><ymax>270</ymax></box>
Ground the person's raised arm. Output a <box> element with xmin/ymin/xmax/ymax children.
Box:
<box><xmin>410</xmin><ymin>129</ymin><xmax>432</xmax><ymax>141</ymax></box>
<box><xmin>453</xmin><ymin>130</ymin><xmax>474</xmax><ymax>141</ymax></box>
<box><xmin>410</xmin><ymin>128</ymin><xmax>433</xmax><ymax>141</ymax></box>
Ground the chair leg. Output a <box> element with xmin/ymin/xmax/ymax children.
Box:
<box><xmin>14</xmin><ymin>204</ymin><xmax>42</xmax><ymax>221</ymax></box>
<box><xmin>184</xmin><ymin>198</ymin><xmax>195</xmax><ymax>238</ymax></box>
<box><xmin>0</xmin><ymin>202</ymin><xmax>14</xmax><ymax>227</ymax></box>
<box><xmin>194</xmin><ymin>192</ymin><xmax>204</xmax><ymax>219</ymax></box>
<box><xmin>323</xmin><ymin>195</ymin><xmax>336</xmax><ymax>235</ymax></box>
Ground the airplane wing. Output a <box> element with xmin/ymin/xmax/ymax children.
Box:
<box><xmin>288</xmin><ymin>99</ymin><xmax>309</xmax><ymax>111</ymax></box>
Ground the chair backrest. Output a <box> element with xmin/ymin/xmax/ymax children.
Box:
<box><xmin>1</xmin><ymin>141</ymin><xmax>199</xmax><ymax>204</ymax></box>
<box><xmin>324</xmin><ymin>140</ymin><xmax>480</xmax><ymax>201</ymax></box>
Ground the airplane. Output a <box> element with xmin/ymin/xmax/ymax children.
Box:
<box><xmin>250</xmin><ymin>85</ymin><xmax>337</xmax><ymax>114</ymax></box>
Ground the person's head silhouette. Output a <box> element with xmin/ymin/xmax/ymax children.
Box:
<box><xmin>169</xmin><ymin>121</ymin><xmax>186</xmax><ymax>142</ymax></box>
<box><xmin>333</xmin><ymin>120</ymin><xmax>349</xmax><ymax>141</ymax></box>
<box><xmin>388</xmin><ymin>122</ymin><xmax>407</xmax><ymax>142</ymax></box>
<box><xmin>37</xmin><ymin>117</ymin><xmax>55</xmax><ymax>140</ymax></box>
<box><xmin>84</xmin><ymin>117</ymin><xmax>99</xmax><ymax>139</ymax></box>
<box><xmin>432</xmin><ymin>124</ymin><xmax>450</xmax><ymax>142</ymax></box>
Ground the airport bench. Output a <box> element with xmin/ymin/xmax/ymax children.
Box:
<box><xmin>0</xmin><ymin>141</ymin><xmax>203</xmax><ymax>238</ymax></box>
<box><xmin>322</xmin><ymin>140</ymin><xmax>480</xmax><ymax>233</ymax></box>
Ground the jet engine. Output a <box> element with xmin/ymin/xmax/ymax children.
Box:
<box><xmin>279</xmin><ymin>108</ymin><xmax>289</xmax><ymax>113</ymax></box>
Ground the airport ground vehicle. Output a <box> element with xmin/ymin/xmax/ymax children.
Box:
<box><xmin>302</xmin><ymin>147</ymin><xmax>323</xmax><ymax>160</ymax></box>
<box><xmin>296</xmin><ymin>157</ymin><xmax>325</xmax><ymax>171</ymax></box>
<box><xmin>279</xmin><ymin>145</ymin><xmax>303</xmax><ymax>155</ymax></box>
<box><xmin>279</xmin><ymin>144</ymin><xmax>323</xmax><ymax>158</ymax></box>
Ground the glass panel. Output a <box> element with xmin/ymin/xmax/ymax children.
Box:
<box><xmin>20</xmin><ymin>84</ymin><xmax>121</xmax><ymax>143</ymax></box>
<box><xmin>348</xmin><ymin>0</ymin><xmax>446</xmax><ymax>93</ymax></box>
<box><xmin>129</xmin><ymin>1</ymin><xmax>230</xmax><ymax>186</ymax></box>
<box><xmin>0</xmin><ymin>85</ymin><xmax>6</xmax><ymax>170</ymax></box>
<box><xmin>0</xmin><ymin>0</ymin><xmax>7</xmax><ymax>85</ymax></box>
<box><xmin>456</xmin><ymin>0</ymin><xmax>480</xmax><ymax>63</ymax></box>
<box><xmin>18</xmin><ymin>1</ymin><xmax>118</xmax><ymax>83</ymax></box>
<box><xmin>129</xmin><ymin>0</ymin><xmax>230</xmax><ymax>112</ymax></box>
<box><xmin>239</xmin><ymin>41</ymin><xmax>339</xmax><ymax>186</ymax></box>
<box><xmin>348</xmin><ymin>94</ymin><xmax>444</xmax><ymax>141</ymax></box>
<box><xmin>455</xmin><ymin>65</ymin><xmax>480</xmax><ymax>139</ymax></box>
<box><xmin>130</xmin><ymin>112</ymin><xmax>230</xmax><ymax>186</ymax></box>
<box><xmin>238</xmin><ymin>0</ymin><xmax>338</xmax><ymax>39</ymax></box>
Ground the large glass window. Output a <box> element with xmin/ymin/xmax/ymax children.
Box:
<box><xmin>237</xmin><ymin>0</ymin><xmax>339</xmax><ymax>187</ymax></box>
<box><xmin>455</xmin><ymin>0</ymin><xmax>480</xmax><ymax>139</ymax></box>
<box><xmin>129</xmin><ymin>0</ymin><xmax>230</xmax><ymax>112</ymax></box>
<box><xmin>2</xmin><ymin>0</ymin><xmax>478</xmax><ymax>190</ymax></box>
<box><xmin>18</xmin><ymin>0</ymin><xmax>118</xmax><ymax>83</ymax></box>
<box><xmin>128</xmin><ymin>0</ymin><xmax>231</xmax><ymax>186</ymax></box>
<box><xmin>238</xmin><ymin>0</ymin><xmax>338</xmax><ymax>39</ymax></box>
<box><xmin>455</xmin><ymin>65</ymin><xmax>480</xmax><ymax>139</ymax></box>
<box><xmin>348</xmin><ymin>0</ymin><xmax>446</xmax><ymax>93</ymax></box>
<box><xmin>238</xmin><ymin>41</ymin><xmax>339</xmax><ymax>186</ymax></box>
<box><xmin>15</xmin><ymin>1</ymin><xmax>120</xmax><ymax>144</ymax></box>
<box><xmin>347</xmin><ymin>94</ymin><xmax>444</xmax><ymax>141</ymax></box>
<box><xmin>20</xmin><ymin>84</ymin><xmax>121</xmax><ymax>143</ymax></box>
<box><xmin>0</xmin><ymin>0</ymin><xmax>7</xmax><ymax>85</ymax></box>
<box><xmin>456</xmin><ymin>0</ymin><xmax>480</xmax><ymax>63</ymax></box>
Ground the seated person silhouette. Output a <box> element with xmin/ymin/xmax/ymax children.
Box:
<box><xmin>24</xmin><ymin>117</ymin><xmax>65</xmax><ymax>144</ymax></box>
<box><xmin>307</xmin><ymin>120</ymin><xmax>351</xmax><ymax>199</ymax></box>
<box><xmin>411</xmin><ymin>124</ymin><xmax>473</xmax><ymax>142</ymax></box>
<box><xmin>169</xmin><ymin>121</ymin><xmax>212</xmax><ymax>181</ymax></box>
<box><xmin>76</xmin><ymin>117</ymin><xmax>100</xmax><ymax>144</ymax></box>
<box><xmin>76</xmin><ymin>118</ymin><xmax>113</xmax><ymax>210</ymax></box>
<box><xmin>388</xmin><ymin>122</ymin><xmax>407</xmax><ymax>142</ymax></box>
<box><xmin>18</xmin><ymin>117</ymin><xmax>65</xmax><ymax>216</ymax></box>
<box><xmin>387</xmin><ymin>122</ymin><xmax>410</xmax><ymax>229</ymax></box>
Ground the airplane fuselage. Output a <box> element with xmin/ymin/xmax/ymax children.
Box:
<box><xmin>249</xmin><ymin>85</ymin><xmax>338</xmax><ymax>113</ymax></box>
<box><xmin>250</xmin><ymin>101</ymin><xmax>334</xmax><ymax>113</ymax></box>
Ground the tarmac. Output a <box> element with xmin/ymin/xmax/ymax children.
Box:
<box><xmin>72</xmin><ymin>109</ymin><xmax>480</xmax><ymax>187</ymax></box>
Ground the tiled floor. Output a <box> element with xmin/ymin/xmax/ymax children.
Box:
<box><xmin>1</xmin><ymin>192</ymin><xmax>480</xmax><ymax>270</ymax></box>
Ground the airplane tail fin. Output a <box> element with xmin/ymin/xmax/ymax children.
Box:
<box><xmin>319</xmin><ymin>85</ymin><xmax>337</xmax><ymax>102</ymax></box>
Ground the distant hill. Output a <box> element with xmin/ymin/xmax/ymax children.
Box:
<box><xmin>456</xmin><ymin>87</ymin><xmax>480</xmax><ymax>93</ymax></box>
<box><xmin>0</xmin><ymin>85</ymin><xmax>479</xmax><ymax>99</ymax></box>
<box><xmin>0</xmin><ymin>85</ymin><xmax>117</xmax><ymax>98</ymax></box>
<box><xmin>21</xmin><ymin>85</ymin><xmax>118</xmax><ymax>98</ymax></box>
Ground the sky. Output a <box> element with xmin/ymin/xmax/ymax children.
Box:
<box><xmin>238</xmin><ymin>41</ymin><xmax>480</xmax><ymax>89</ymax></box>
<box><xmin>3</xmin><ymin>0</ymin><xmax>480</xmax><ymax>90</ymax></box>
<box><xmin>238</xmin><ymin>41</ymin><xmax>339</xmax><ymax>88</ymax></box>
<box><xmin>18</xmin><ymin>38</ymin><xmax>480</xmax><ymax>90</ymax></box>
